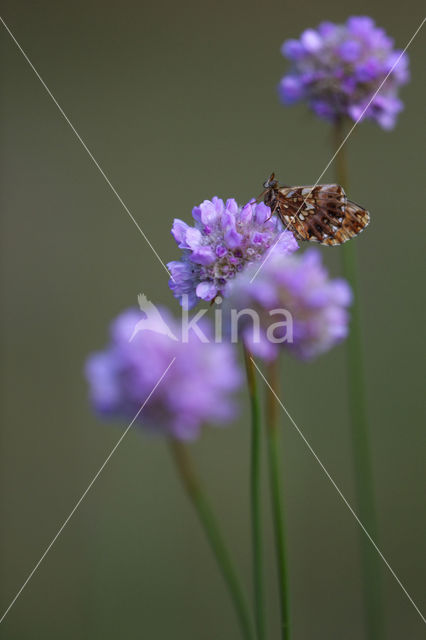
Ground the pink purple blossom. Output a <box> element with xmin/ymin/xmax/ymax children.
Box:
<box><xmin>279</xmin><ymin>16</ymin><xmax>409</xmax><ymax>129</ymax></box>
<box><xmin>85</xmin><ymin>308</ymin><xmax>241</xmax><ymax>440</ymax></box>
<box><xmin>168</xmin><ymin>197</ymin><xmax>298</xmax><ymax>308</ymax></box>
<box><xmin>225</xmin><ymin>249</ymin><xmax>352</xmax><ymax>360</ymax></box>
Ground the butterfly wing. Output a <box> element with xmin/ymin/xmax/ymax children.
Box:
<box><xmin>331</xmin><ymin>200</ymin><xmax>370</xmax><ymax>245</ymax></box>
<box><xmin>274</xmin><ymin>185</ymin><xmax>369</xmax><ymax>245</ymax></box>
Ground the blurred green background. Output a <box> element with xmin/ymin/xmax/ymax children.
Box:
<box><xmin>1</xmin><ymin>0</ymin><xmax>425</xmax><ymax>638</ymax></box>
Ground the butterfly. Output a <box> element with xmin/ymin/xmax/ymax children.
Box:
<box><xmin>259</xmin><ymin>173</ymin><xmax>370</xmax><ymax>246</ymax></box>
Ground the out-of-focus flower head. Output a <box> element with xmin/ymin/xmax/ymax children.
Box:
<box><xmin>168</xmin><ymin>197</ymin><xmax>298</xmax><ymax>308</ymax></box>
<box><xmin>85</xmin><ymin>308</ymin><xmax>241</xmax><ymax>440</ymax></box>
<box><xmin>279</xmin><ymin>16</ymin><xmax>409</xmax><ymax>129</ymax></box>
<box><xmin>225</xmin><ymin>249</ymin><xmax>352</xmax><ymax>361</ymax></box>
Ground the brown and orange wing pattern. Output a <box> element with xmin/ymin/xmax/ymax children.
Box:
<box><xmin>273</xmin><ymin>185</ymin><xmax>369</xmax><ymax>245</ymax></box>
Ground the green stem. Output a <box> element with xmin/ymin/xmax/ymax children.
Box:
<box><xmin>243</xmin><ymin>345</ymin><xmax>266</xmax><ymax>640</ymax></box>
<box><xmin>333</xmin><ymin>119</ymin><xmax>384</xmax><ymax>640</ymax></box>
<box><xmin>265</xmin><ymin>359</ymin><xmax>290</xmax><ymax>640</ymax></box>
<box><xmin>169</xmin><ymin>439</ymin><xmax>255</xmax><ymax>640</ymax></box>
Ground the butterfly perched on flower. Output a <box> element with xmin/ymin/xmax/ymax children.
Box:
<box><xmin>260</xmin><ymin>173</ymin><xmax>370</xmax><ymax>245</ymax></box>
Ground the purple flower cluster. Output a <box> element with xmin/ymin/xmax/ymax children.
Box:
<box><xmin>226</xmin><ymin>249</ymin><xmax>352</xmax><ymax>360</ymax></box>
<box><xmin>168</xmin><ymin>197</ymin><xmax>298</xmax><ymax>308</ymax></box>
<box><xmin>279</xmin><ymin>16</ymin><xmax>409</xmax><ymax>129</ymax></box>
<box><xmin>85</xmin><ymin>308</ymin><xmax>241</xmax><ymax>440</ymax></box>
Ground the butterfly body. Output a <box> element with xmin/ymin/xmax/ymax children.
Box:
<box><xmin>262</xmin><ymin>173</ymin><xmax>370</xmax><ymax>246</ymax></box>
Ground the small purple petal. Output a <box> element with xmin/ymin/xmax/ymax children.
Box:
<box><xmin>347</xmin><ymin>16</ymin><xmax>375</xmax><ymax>36</ymax></box>
<box><xmin>252</xmin><ymin>232</ymin><xmax>266</xmax><ymax>245</ymax></box>
<box><xmin>348</xmin><ymin>103</ymin><xmax>365</xmax><ymax>122</ymax></box>
<box><xmin>185</xmin><ymin>227</ymin><xmax>203</xmax><ymax>250</ymax></box>
<box><xmin>312</xmin><ymin>100</ymin><xmax>335</xmax><ymax>120</ymax></box>
<box><xmin>199</xmin><ymin>200</ymin><xmax>220</xmax><ymax>225</ymax></box>
<box><xmin>386</xmin><ymin>51</ymin><xmax>410</xmax><ymax>83</ymax></box>
<box><xmin>330</xmin><ymin>279</ymin><xmax>353</xmax><ymax>305</ymax></box>
<box><xmin>254</xmin><ymin>202</ymin><xmax>271</xmax><ymax>224</ymax></box>
<box><xmin>171</xmin><ymin>219</ymin><xmax>190</xmax><ymax>247</ymax></box>
<box><xmin>338</xmin><ymin>40</ymin><xmax>362</xmax><ymax>62</ymax></box>
<box><xmin>318</xmin><ymin>21</ymin><xmax>338</xmax><ymax>37</ymax></box>
<box><xmin>212</xmin><ymin>196</ymin><xmax>225</xmax><ymax>215</ymax></box>
<box><xmin>225</xmin><ymin>198</ymin><xmax>239</xmax><ymax>214</ymax></box>
<box><xmin>190</xmin><ymin>247</ymin><xmax>216</xmax><ymax>265</ymax></box>
<box><xmin>300</xmin><ymin>28</ymin><xmax>323</xmax><ymax>53</ymax></box>
<box><xmin>355</xmin><ymin>58</ymin><xmax>382</xmax><ymax>81</ymax></box>
<box><xmin>192</xmin><ymin>206</ymin><xmax>202</xmax><ymax>222</ymax></box>
<box><xmin>220</xmin><ymin>210</ymin><xmax>235</xmax><ymax>230</ymax></box>
<box><xmin>240</xmin><ymin>202</ymin><xmax>253</xmax><ymax>223</ymax></box>
<box><xmin>281</xmin><ymin>39</ymin><xmax>306</xmax><ymax>60</ymax></box>
<box><xmin>224</xmin><ymin>227</ymin><xmax>243</xmax><ymax>249</ymax></box>
<box><xmin>278</xmin><ymin>76</ymin><xmax>305</xmax><ymax>104</ymax></box>
<box><xmin>275</xmin><ymin>231</ymin><xmax>299</xmax><ymax>254</ymax></box>
<box><xmin>196</xmin><ymin>281</ymin><xmax>218</xmax><ymax>300</ymax></box>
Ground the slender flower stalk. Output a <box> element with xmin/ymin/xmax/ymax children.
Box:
<box><xmin>243</xmin><ymin>345</ymin><xmax>266</xmax><ymax>640</ymax></box>
<box><xmin>265</xmin><ymin>359</ymin><xmax>291</xmax><ymax>640</ymax></box>
<box><xmin>169</xmin><ymin>439</ymin><xmax>255</xmax><ymax>640</ymax></box>
<box><xmin>333</xmin><ymin>119</ymin><xmax>384</xmax><ymax>640</ymax></box>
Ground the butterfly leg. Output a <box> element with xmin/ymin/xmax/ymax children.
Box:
<box><xmin>254</xmin><ymin>189</ymin><xmax>267</xmax><ymax>204</ymax></box>
<box><xmin>265</xmin><ymin>202</ymin><xmax>280</xmax><ymax>221</ymax></box>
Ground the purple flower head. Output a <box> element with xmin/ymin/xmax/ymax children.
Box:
<box><xmin>168</xmin><ymin>197</ymin><xmax>299</xmax><ymax>308</ymax></box>
<box><xmin>85</xmin><ymin>308</ymin><xmax>241</xmax><ymax>440</ymax></box>
<box><xmin>279</xmin><ymin>16</ymin><xmax>409</xmax><ymax>129</ymax></box>
<box><xmin>225</xmin><ymin>249</ymin><xmax>352</xmax><ymax>361</ymax></box>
